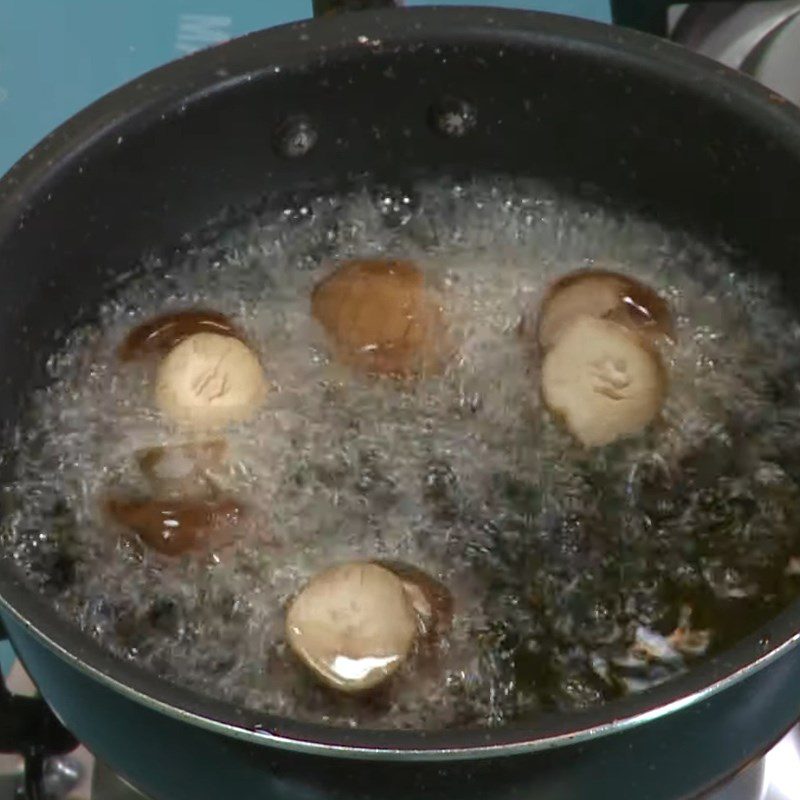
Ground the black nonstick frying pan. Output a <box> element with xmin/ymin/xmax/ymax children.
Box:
<box><xmin>2</xmin><ymin>5</ymin><xmax>800</xmax><ymax>799</ymax></box>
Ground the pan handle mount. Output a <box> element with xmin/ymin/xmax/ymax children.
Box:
<box><xmin>0</xmin><ymin>617</ymin><xmax>78</xmax><ymax>798</ymax></box>
<box><xmin>313</xmin><ymin>0</ymin><xmax>402</xmax><ymax>17</ymax></box>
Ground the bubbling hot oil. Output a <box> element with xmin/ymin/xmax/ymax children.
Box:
<box><xmin>4</xmin><ymin>178</ymin><xmax>800</xmax><ymax>729</ymax></box>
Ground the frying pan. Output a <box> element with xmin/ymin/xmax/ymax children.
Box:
<box><xmin>2</xmin><ymin>5</ymin><xmax>800</xmax><ymax>799</ymax></box>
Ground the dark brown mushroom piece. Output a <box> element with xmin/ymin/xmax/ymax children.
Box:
<box><xmin>373</xmin><ymin>560</ymin><xmax>454</xmax><ymax>640</ymax></box>
<box><xmin>117</xmin><ymin>309</ymin><xmax>244</xmax><ymax>362</ymax></box>
<box><xmin>311</xmin><ymin>259</ymin><xmax>448</xmax><ymax>378</ymax></box>
<box><xmin>136</xmin><ymin>440</ymin><xmax>228</xmax><ymax>498</ymax></box>
<box><xmin>536</xmin><ymin>269</ymin><xmax>674</xmax><ymax>352</ymax></box>
<box><xmin>105</xmin><ymin>495</ymin><xmax>244</xmax><ymax>556</ymax></box>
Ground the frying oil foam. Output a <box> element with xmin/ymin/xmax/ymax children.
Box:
<box><xmin>4</xmin><ymin>178</ymin><xmax>800</xmax><ymax>729</ymax></box>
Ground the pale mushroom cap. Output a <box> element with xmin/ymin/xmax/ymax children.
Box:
<box><xmin>311</xmin><ymin>259</ymin><xmax>447</xmax><ymax>378</ymax></box>
<box><xmin>136</xmin><ymin>440</ymin><xmax>228</xmax><ymax>498</ymax></box>
<box><xmin>541</xmin><ymin>315</ymin><xmax>666</xmax><ymax>447</ymax></box>
<box><xmin>137</xmin><ymin>440</ymin><xmax>227</xmax><ymax>481</ymax></box>
<box><xmin>155</xmin><ymin>333</ymin><xmax>267</xmax><ymax>429</ymax></box>
<box><xmin>286</xmin><ymin>562</ymin><xmax>418</xmax><ymax>692</ymax></box>
<box><xmin>537</xmin><ymin>269</ymin><xmax>673</xmax><ymax>351</ymax></box>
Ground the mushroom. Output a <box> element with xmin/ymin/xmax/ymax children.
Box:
<box><xmin>155</xmin><ymin>333</ymin><xmax>267</xmax><ymax>429</ymax></box>
<box><xmin>373</xmin><ymin>560</ymin><xmax>453</xmax><ymax>639</ymax></box>
<box><xmin>666</xmin><ymin>605</ymin><xmax>711</xmax><ymax>658</ymax></box>
<box><xmin>536</xmin><ymin>269</ymin><xmax>673</xmax><ymax>352</ymax></box>
<box><xmin>118</xmin><ymin>309</ymin><xmax>243</xmax><ymax>362</ymax></box>
<box><xmin>285</xmin><ymin>562</ymin><xmax>418</xmax><ymax>693</ymax></box>
<box><xmin>311</xmin><ymin>259</ymin><xmax>447</xmax><ymax>378</ymax></box>
<box><xmin>541</xmin><ymin>316</ymin><xmax>666</xmax><ymax>447</ymax></box>
<box><xmin>105</xmin><ymin>495</ymin><xmax>244</xmax><ymax>556</ymax></box>
<box><xmin>136</xmin><ymin>440</ymin><xmax>228</xmax><ymax>498</ymax></box>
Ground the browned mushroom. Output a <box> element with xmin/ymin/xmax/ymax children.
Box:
<box><xmin>541</xmin><ymin>316</ymin><xmax>666</xmax><ymax>447</ymax></box>
<box><xmin>311</xmin><ymin>259</ymin><xmax>447</xmax><ymax>378</ymax></box>
<box><xmin>118</xmin><ymin>309</ymin><xmax>244</xmax><ymax>362</ymax></box>
<box><xmin>536</xmin><ymin>269</ymin><xmax>674</xmax><ymax>352</ymax></box>
<box><xmin>373</xmin><ymin>560</ymin><xmax>453</xmax><ymax>639</ymax></box>
<box><xmin>105</xmin><ymin>495</ymin><xmax>244</xmax><ymax>556</ymax></box>
<box><xmin>285</xmin><ymin>561</ymin><xmax>418</xmax><ymax>693</ymax></box>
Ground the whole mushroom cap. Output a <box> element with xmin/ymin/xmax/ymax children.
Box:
<box><xmin>311</xmin><ymin>259</ymin><xmax>447</xmax><ymax>378</ymax></box>
<box><xmin>285</xmin><ymin>561</ymin><xmax>418</xmax><ymax>693</ymax></box>
<box><xmin>541</xmin><ymin>315</ymin><xmax>666</xmax><ymax>447</ymax></box>
<box><xmin>155</xmin><ymin>333</ymin><xmax>267</xmax><ymax>429</ymax></box>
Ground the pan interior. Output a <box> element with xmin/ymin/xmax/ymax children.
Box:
<box><xmin>4</xmin><ymin>173</ymin><xmax>800</xmax><ymax>730</ymax></box>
